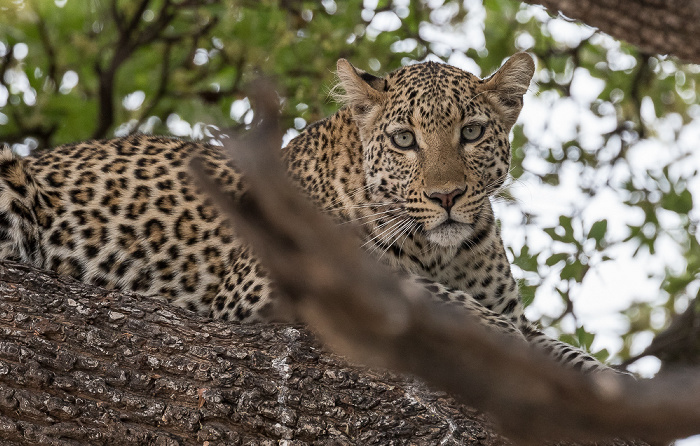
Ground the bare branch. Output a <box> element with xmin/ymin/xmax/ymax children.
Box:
<box><xmin>110</xmin><ymin>0</ymin><xmax>125</xmax><ymax>32</ymax></box>
<box><xmin>624</xmin><ymin>294</ymin><xmax>700</xmax><ymax>368</ymax></box>
<box><xmin>35</xmin><ymin>12</ymin><xmax>58</xmax><ymax>86</ymax></box>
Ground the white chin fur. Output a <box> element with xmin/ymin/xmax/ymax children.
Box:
<box><xmin>425</xmin><ymin>222</ymin><xmax>473</xmax><ymax>248</ymax></box>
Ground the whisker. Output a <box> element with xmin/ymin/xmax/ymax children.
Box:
<box><xmin>370</xmin><ymin>225</ymin><xmax>406</xmax><ymax>258</ymax></box>
<box><xmin>340</xmin><ymin>207</ymin><xmax>405</xmax><ymax>225</ymax></box>
<box><xmin>328</xmin><ymin>200</ymin><xmax>406</xmax><ymax>222</ymax></box>
<box><xmin>418</xmin><ymin>234</ymin><xmax>439</xmax><ymax>256</ymax></box>
<box><xmin>345</xmin><ymin>213</ymin><xmax>407</xmax><ymax>231</ymax></box>
<box><xmin>459</xmin><ymin>212</ymin><xmax>485</xmax><ymax>253</ymax></box>
<box><xmin>392</xmin><ymin>221</ymin><xmax>416</xmax><ymax>260</ymax></box>
<box><xmin>465</xmin><ymin>90</ymin><xmax>489</xmax><ymax>108</ymax></box>
<box><xmin>362</xmin><ymin>216</ymin><xmax>406</xmax><ymax>250</ymax></box>
<box><xmin>486</xmin><ymin>162</ymin><xmax>530</xmax><ymax>196</ymax></box>
<box><xmin>373</xmin><ymin>216</ymin><xmax>404</xmax><ymax>235</ymax></box>
<box><xmin>378</xmin><ymin>218</ymin><xmax>412</xmax><ymax>248</ymax></box>
<box><xmin>347</xmin><ymin>208</ymin><xmax>409</xmax><ymax>231</ymax></box>
<box><xmin>342</xmin><ymin>201</ymin><xmax>402</xmax><ymax>210</ymax></box>
<box><xmin>377</xmin><ymin>219</ymin><xmax>415</xmax><ymax>260</ymax></box>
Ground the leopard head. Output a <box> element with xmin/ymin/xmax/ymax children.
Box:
<box><xmin>336</xmin><ymin>53</ymin><xmax>534</xmax><ymax>248</ymax></box>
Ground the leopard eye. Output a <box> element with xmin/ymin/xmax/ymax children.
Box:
<box><xmin>391</xmin><ymin>131</ymin><xmax>416</xmax><ymax>149</ymax></box>
<box><xmin>461</xmin><ymin>124</ymin><xmax>485</xmax><ymax>143</ymax></box>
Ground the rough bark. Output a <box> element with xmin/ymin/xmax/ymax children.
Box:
<box><xmin>0</xmin><ymin>260</ymin><xmax>515</xmax><ymax>445</ymax></box>
<box><xmin>0</xmin><ymin>260</ymin><xmax>653</xmax><ymax>446</ymax></box>
<box><xmin>522</xmin><ymin>0</ymin><xmax>700</xmax><ymax>64</ymax></box>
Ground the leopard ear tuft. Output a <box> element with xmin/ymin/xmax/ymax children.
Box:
<box><xmin>479</xmin><ymin>53</ymin><xmax>535</xmax><ymax>128</ymax></box>
<box><xmin>333</xmin><ymin>59</ymin><xmax>386</xmax><ymax>116</ymax></box>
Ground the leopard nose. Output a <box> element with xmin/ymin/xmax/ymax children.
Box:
<box><xmin>425</xmin><ymin>187</ymin><xmax>466</xmax><ymax>212</ymax></box>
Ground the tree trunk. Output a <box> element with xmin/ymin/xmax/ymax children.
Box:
<box><xmin>0</xmin><ymin>260</ymin><xmax>652</xmax><ymax>446</ymax></box>
<box><xmin>0</xmin><ymin>260</ymin><xmax>506</xmax><ymax>445</ymax></box>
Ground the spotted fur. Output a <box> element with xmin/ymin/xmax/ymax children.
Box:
<box><xmin>0</xmin><ymin>53</ymin><xmax>610</xmax><ymax>372</ymax></box>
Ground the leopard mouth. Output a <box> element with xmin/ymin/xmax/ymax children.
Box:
<box><xmin>424</xmin><ymin>219</ymin><xmax>475</xmax><ymax>248</ymax></box>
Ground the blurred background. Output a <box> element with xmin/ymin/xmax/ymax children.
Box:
<box><xmin>1</xmin><ymin>0</ymin><xmax>699</xmax><ymax>392</ymax></box>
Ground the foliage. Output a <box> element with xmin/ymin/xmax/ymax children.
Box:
<box><xmin>1</xmin><ymin>0</ymin><xmax>698</xmax><ymax>371</ymax></box>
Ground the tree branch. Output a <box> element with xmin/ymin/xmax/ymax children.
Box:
<box><xmin>0</xmin><ymin>260</ymin><xmax>524</xmax><ymax>445</ymax></box>
<box><xmin>190</xmin><ymin>83</ymin><xmax>700</xmax><ymax>444</ymax></box>
<box><xmin>522</xmin><ymin>0</ymin><xmax>700</xmax><ymax>64</ymax></box>
<box><xmin>623</xmin><ymin>293</ymin><xmax>700</xmax><ymax>368</ymax></box>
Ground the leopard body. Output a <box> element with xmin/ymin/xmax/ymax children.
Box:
<box><xmin>0</xmin><ymin>54</ymin><xmax>608</xmax><ymax>372</ymax></box>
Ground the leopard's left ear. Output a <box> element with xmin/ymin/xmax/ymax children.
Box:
<box><xmin>335</xmin><ymin>59</ymin><xmax>387</xmax><ymax>119</ymax></box>
<box><xmin>479</xmin><ymin>53</ymin><xmax>535</xmax><ymax>129</ymax></box>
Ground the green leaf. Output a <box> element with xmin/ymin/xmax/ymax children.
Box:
<box><xmin>575</xmin><ymin>326</ymin><xmax>595</xmax><ymax>350</ymax></box>
<box><xmin>560</xmin><ymin>260</ymin><xmax>589</xmax><ymax>283</ymax></box>
<box><xmin>588</xmin><ymin>219</ymin><xmax>607</xmax><ymax>242</ymax></box>
<box><xmin>511</xmin><ymin>245</ymin><xmax>539</xmax><ymax>272</ymax></box>
<box><xmin>559</xmin><ymin>333</ymin><xmax>577</xmax><ymax>347</ymax></box>
<box><xmin>545</xmin><ymin>252</ymin><xmax>569</xmax><ymax>267</ymax></box>
<box><xmin>661</xmin><ymin>188</ymin><xmax>693</xmax><ymax>215</ymax></box>
<box><xmin>519</xmin><ymin>282</ymin><xmax>536</xmax><ymax>308</ymax></box>
<box><xmin>543</xmin><ymin>227</ymin><xmax>564</xmax><ymax>242</ymax></box>
<box><xmin>592</xmin><ymin>348</ymin><xmax>610</xmax><ymax>363</ymax></box>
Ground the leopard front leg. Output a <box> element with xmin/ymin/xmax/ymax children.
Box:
<box><xmin>405</xmin><ymin>274</ymin><xmax>619</xmax><ymax>374</ymax></box>
<box><xmin>520</xmin><ymin>324</ymin><xmax>612</xmax><ymax>374</ymax></box>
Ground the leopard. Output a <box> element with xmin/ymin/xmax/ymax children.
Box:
<box><xmin>0</xmin><ymin>52</ymin><xmax>611</xmax><ymax>373</ymax></box>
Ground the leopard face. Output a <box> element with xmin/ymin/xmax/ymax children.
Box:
<box><xmin>336</xmin><ymin>54</ymin><xmax>534</xmax><ymax>248</ymax></box>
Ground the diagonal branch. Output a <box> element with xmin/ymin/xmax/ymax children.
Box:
<box><xmin>191</xmin><ymin>82</ymin><xmax>700</xmax><ymax>443</ymax></box>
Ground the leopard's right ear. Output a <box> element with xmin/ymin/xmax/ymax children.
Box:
<box><xmin>478</xmin><ymin>53</ymin><xmax>535</xmax><ymax>129</ymax></box>
<box><xmin>335</xmin><ymin>59</ymin><xmax>386</xmax><ymax>116</ymax></box>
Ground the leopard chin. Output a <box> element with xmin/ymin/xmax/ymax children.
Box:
<box><xmin>424</xmin><ymin>220</ymin><xmax>474</xmax><ymax>248</ymax></box>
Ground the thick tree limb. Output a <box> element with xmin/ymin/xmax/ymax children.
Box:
<box><xmin>191</xmin><ymin>85</ymin><xmax>700</xmax><ymax>444</ymax></box>
<box><xmin>0</xmin><ymin>259</ymin><xmax>654</xmax><ymax>446</ymax></box>
<box><xmin>0</xmin><ymin>260</ymin><xmax>520</xmax><ymax>445</ymax></box>
<box><xmin>522</xmin><ymin>0</ymin><xmax>700</xmax><ymax>64</ymax></box>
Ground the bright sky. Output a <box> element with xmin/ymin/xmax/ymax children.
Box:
<box><xmin>512</xmin><ymin>81</ymin><xmax>700</xmax><ymax>446</ymax></box>
<box><xmin>499</xmin><ymin>11</ymin><xmax>700</xmax><ymax>376</ymax></box>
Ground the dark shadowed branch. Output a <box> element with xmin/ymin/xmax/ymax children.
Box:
<box><xmin>623</xmin><ymin>293</ymin><xmax>700</xmax><ymax>369</ymax></box>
